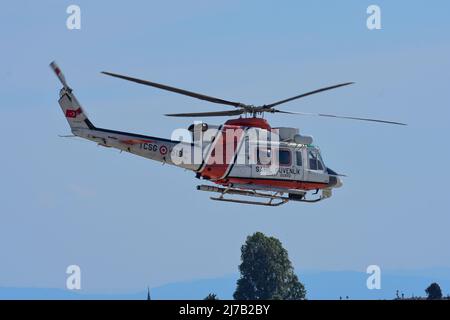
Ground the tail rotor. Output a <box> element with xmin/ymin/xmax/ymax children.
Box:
<box><xmin>50</xmin><ymin>61</ymin><xmax>70</xmax><ymax>90</ymax></box>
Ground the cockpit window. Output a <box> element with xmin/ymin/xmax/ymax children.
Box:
<box><xmin>318</xmin><ymin>158</ymin><xmax>323</xmax><ymax>170</ymax></box>
<box><xmin>308</xmin><ymin>149</ymin><xmax>325</xmax><ymax>171</ymax></box>
<box><xmin>308</xmin><ymin>151</ymin><xmax>317</xmax><ymax>170</ymax></box>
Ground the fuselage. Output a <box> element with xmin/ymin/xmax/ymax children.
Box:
<box><xmin>73</xmin><ymin>117</ymin><xmax>342</xmax><ymax>195</ymax></box>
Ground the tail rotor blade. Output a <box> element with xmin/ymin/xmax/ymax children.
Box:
<box><xmin>49</xmin><ymin>61</ymin><xmax>70</xmax><ymax>89</ymax></box>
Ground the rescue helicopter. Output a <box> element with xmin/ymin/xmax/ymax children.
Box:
<box><xmin>50</xmin><ymin>61</ymin><xmax>405</xmax><ymax>206</ymax></box>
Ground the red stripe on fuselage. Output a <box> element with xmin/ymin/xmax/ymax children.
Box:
<box><xmin>216</xmin><ymin>177</ymin><xmax>328</xmax><ymax>191</ymax></box>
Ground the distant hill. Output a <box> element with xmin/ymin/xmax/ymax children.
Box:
<box><xmin>2</xmin><ymin>269</ymin><xmax>450</xmax><ymax>300</ymax></box>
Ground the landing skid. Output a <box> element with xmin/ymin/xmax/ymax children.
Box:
<box><xmin>197</xmin><ymin>185</ymin><xmax>328</xmax><ymax>206</ymax></box>
<box><xmin>211</xmin><ymin>196</ymin><xmax>287</xmax><ymax>207</ymax></box>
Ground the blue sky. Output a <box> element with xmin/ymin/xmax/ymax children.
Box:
<box><xmin>0</xmin><ymin>1</ymin><xmax>449</xmax><ymax>295</ymax></box>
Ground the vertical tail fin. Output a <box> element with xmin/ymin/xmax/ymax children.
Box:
<box><xmin>50</xmin><ymin>61</ymin><xmax>95</xmax><ymax>132</ymax></box>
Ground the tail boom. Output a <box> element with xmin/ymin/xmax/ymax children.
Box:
<box><xmin>51</xmin><ymin>61</ymin><xmax>196</xmax><ymax>170</ymax></box>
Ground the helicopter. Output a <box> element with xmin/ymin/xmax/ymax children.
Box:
<box><xmin>50</xmin><ymin>61</ymin><xmax>405</xmax><ymax>206</ymax></box>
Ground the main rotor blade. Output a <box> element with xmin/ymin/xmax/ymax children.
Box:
<box><xmin>101</xmin><ymin>71</ymin><xmax>243</xmax><ymax>108</ymax></box>
<box><xmin>165</xmin><ymin>109</ymin><xmax>245</xmax><ymax>117</ymax></box>
<box><xmin>265</xmin><ymin>82</ymin><xmax>354</xmax><ymax>109</ymax></box>
<box><xmin>274</xmin><ymin>110</ymin><xmax>407</xmax><ymax>126</ymax></box>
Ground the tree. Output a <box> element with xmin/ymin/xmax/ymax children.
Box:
<box><xmin>233</xmin><ymin>232</ymin><xmax>306</xmax><ymax>300</ymax></box>
<box><xmin>425</xmin><ymin>283</ymin><xmax>442</xmax><ymax>300</ymax></box>
<box><xmin>204</xmin><ymin>293</ymin><xmax>219</xmax><ymax>300</ymax></box>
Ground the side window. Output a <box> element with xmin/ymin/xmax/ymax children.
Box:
<box><xmin>279</xmin><ymin>149</ymin><xmax>291</xmax><ymax>166</ymax></box>
<box><xmin>296</xmin><ymin>151</ymin><xmax>303</xmax><ymax>166</ymax></box>
<box><xmin>257</xmin><ymin>148</ymin><xmax>272</xmax><ymax>165</ymax></box>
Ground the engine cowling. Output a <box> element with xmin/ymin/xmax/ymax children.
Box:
<box><xmin>293</xmin><ymin>134</ymin><xmax>313</xmax><ymax>145</ymax></box>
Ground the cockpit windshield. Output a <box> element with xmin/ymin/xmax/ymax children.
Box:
<box><xmin>308</xmin><ymin>147</ymin><xmax>325</xmax><ymax>171</ymax></box>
